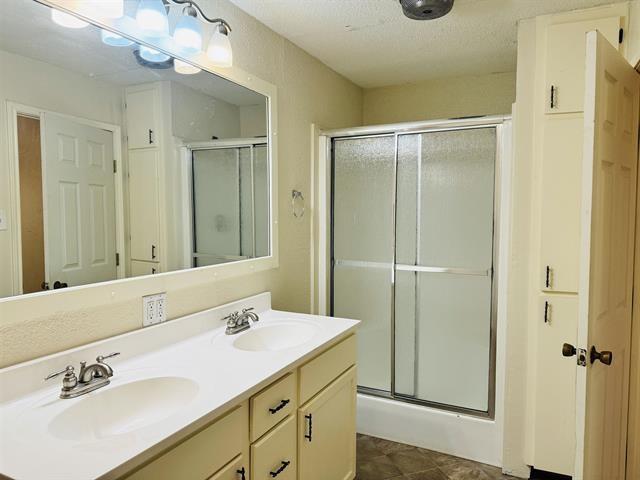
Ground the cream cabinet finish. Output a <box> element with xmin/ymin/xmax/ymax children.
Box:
<box><xmin>208</xmin><ymin>455</ymin><xmax>247</xmax><ymax>480</ymax></box>
<box><xmin>544</xmin><ymin>17</ymin><xmax>622</xmax><ymax>115</ymax></box>
<box><xmin>250</xmin><ymin>372</ymin><xmax>297</xmax><ymax>442</ymax></box>
<box><xmin>539</xmin><ymin>115</ymin><xmax>583</xmax><ymax>293</ymax></box>
<box><xmin>533</xmin><ymin>295</ymin><xmax>578</xmax><ymax>475</ymax></box>
<box><xmin>125</xmin><ymin>403</ymin><xmax>249</xmax><ymax>480</ymax></box>
<box><xmin>298</xmin><ymin>366</ymin><xmax>357</xmax><ymax>480</ymax></box>
<box><xmin>130</xmin><ymin>260</ymin><xmax>159</xmax><ymax>277</ymax></box>
<box><xmin>119</xmin><ymin>335</ymin><xmax>357</xmax><ymax>480</ymax></box>
<box><xmin>518</xmin><ymin>3</ymin><xmax>632</xmax><ymax>475</ymax></box>
<box><xmin>125</xmin><ymin>86</ymin><xmax>159</xmax><ymax>149</ymax></box>
<box><xmin>128</xmin><ymin>149</ymin><xmax>160</xmax><ymax>263</ymax></box>
<box><xmin>251</xmin><ymin>415</ymin><xmax>297</xmax><ymax>480</ymax></box>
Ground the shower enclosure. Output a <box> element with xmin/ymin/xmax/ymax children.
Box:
<box><xmin>190</xmin><ymin>139</ymin><xmax>269</xmax><ymax>267</ymax></box>
<box><xmin>330</xmin><ymin>118</ymin><xmax>504</xmax><ymax>417</ymax></box>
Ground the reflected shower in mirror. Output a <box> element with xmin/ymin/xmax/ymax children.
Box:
<box><xmin>0</xmin><ymin>0</ymin><xmax>271</xmax><ymax>299</ymax></box>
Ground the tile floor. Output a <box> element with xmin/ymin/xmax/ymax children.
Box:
<box><xmin>356</xmin><ymin>434</ymin><xmax>518</xmax><ymax>480</ymax></box>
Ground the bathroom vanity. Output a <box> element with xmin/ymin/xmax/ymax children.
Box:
<box><xmin>0</xmin><ymin>293</ymin><xmax>358</xmax><ymax>480</ymax></box>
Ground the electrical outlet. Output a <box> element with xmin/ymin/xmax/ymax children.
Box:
<box><xmin>142</xmin><ymin>293</ymin><xmax>167</xmax><ymax>327</ymax></box>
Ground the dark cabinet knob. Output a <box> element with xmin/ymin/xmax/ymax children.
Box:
<box><xmin>53</xmin><ymin>281</ymin><xmax>68</xmax><ymax>289</ymax></box>
<box><xmin>562</xmin><ymin>343</ymin><xmax>576</xmax><ymax>357</ymax></box>
<box><xmin>590</xmin><ymin>346</ymin><xmax>613</xmax><ymax>366</ymax></box>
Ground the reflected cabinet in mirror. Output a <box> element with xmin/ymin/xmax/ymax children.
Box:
<box><xmin>0</xmin><ymin>0</ymin><xmax>273</xmax><ymax>299</ymax></box>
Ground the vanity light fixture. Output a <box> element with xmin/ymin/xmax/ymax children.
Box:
<box><xmin>139</xmin><ymin>45</ymin><xmax>171</xmax><ymax>63</ymax></box>
<box><xmin>173</xmin><ymin>5</ymin><xmax>203</xmax><ymax>55</ymax></box>
<box><xmin>174</xmin><ymin>59</ymin><xmax>201</xmax><ymax>74</ymax></box>
<box><xmin>51</xmin><ymin>9</ymin><xmax>89</xmax><ymax>29</ymax></box>
<box><xmin>136</xmin><ymin>0</ymin><xmax>170</xmax><ymax>38</ymax></box>
<box><xmin>101</xmin><ymin>30</ymin><xmax>134</xmax><ymax>47</ymax></box>
<box><xmin>207</xmin><ymin>23</ymin><xmax>233</xmax><ymax>68</ymax></box>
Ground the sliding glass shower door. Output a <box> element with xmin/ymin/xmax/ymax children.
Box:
<box><xmin>332</xmin><ymin>125</ymin><xmax>498</xmax><ymax>415</ymax></box>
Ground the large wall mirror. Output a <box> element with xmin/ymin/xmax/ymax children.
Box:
<box><xmin>0</xmin><ymin>0</ymin><xmax>274</xmax><ymax>299</ymax></box>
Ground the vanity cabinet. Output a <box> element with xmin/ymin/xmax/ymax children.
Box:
<box><xmin>298</xmin><ymin>367</ymin><xmax>357</xmax><ymax>480</ymax></box>
<box><xmin>120</xmin><ymin>334</ymin><xmax>357</xmax><ymax>480</ymax></box>
<box><xmin>130</xmin><ymin>260</ymin><xmax>159</xmax><ymax>277</ymax></box>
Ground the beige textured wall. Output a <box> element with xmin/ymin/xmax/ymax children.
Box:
<box><xmin>362</xmin><ymin>72</ymin><xmax>516</xmax><ymax>125</ymax></box>
<box><xmin>0</xmin><ymin>0</ymin><xmax>362</xmax><ymax>368</ymax></box>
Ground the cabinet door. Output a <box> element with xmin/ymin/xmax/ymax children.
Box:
<box><xmin>208</xmin><ymin>454</ymin><xmax>248</xmax><ymax>480</ymax></box>
<box><xmin>298</xmin><ymin>366</ymin><xmax>356</xmax><ymax>480</ymax></box>
<box><xmin>533</xmin><ymin>294</ymin><xmax>577</xmax><ymax>475</ymax></box>
<box><xmin>545</xmin><ymin>17</ymin><xmax>621</xmax><ymax>114</ymax></box>
<box><xmin>539</xmin><ymin>115</ymin><xmax>582</xmax><ymax>293</ymax></box>
<box><xmin>129</xmin><ymin>149</ymin><xmax>160</xmax><ymax>262</ymax></box>
<box><xmin>130</xmin><ymin>260</ymin><xmax>159</xmax><ymax>277</ymax></box>
<box><xmin>126</xmin><ymin>87</ymin><xmax>159</xmax><ymax>149</ymax></box>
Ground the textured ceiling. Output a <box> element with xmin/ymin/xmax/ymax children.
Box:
<box><xmin>227</xmin><ymin>0</ymin><xmax>623</xmax><ymax>88</ymax></box>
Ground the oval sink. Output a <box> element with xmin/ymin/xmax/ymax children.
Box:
<box><xmin>233</xmin><ymin>321</ymin><xmax>319</xmax><ymax>352</ymax></box>
<box><xmin>48</xmin><ymin>376</ymin><xmax>199</xmax><ymax>441</ymax></box>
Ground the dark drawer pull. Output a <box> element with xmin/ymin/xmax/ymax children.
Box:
<box><xmin>236</xmin><ymin>467</ymin><xmax>246</xmax><ymax>480</ymax></box>
<box><xmin>544</xmin><ymin>301</ymin><xmax>549</xmax><ymax>324</ymax></box>
<box><xmin>151</xmin><ymin>244</ymin><xmax>157</xmax><ymax>259</ymax></box>
<box><xmin>545</xmin><ymin>265</ymin><xmax>551</xmax><ymax>288</ymax></box>
<box><xmin>269</xmin><ymin>461</ymin><xmax>290</xmax><ymax>478</ymax></box>
<box><xmin>304</xmin><ymin>414</ymin><xmax>313</xmax><ymax>442</ymax></box>
<box><xmin>269</xmin><ymin>399</ymin><xmax>290</xmax><ymax>414</ymax></box>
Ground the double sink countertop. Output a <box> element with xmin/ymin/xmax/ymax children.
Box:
<box><xmin>0</xmin><ymin>292</ymin><xmax>358</xmax><ymax>480</ymax></box>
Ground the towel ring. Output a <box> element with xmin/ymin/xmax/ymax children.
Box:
<box><xmin>292</xmin><ymin>190</ymin><xmax>305</xmax><ymax>218</ymax></box>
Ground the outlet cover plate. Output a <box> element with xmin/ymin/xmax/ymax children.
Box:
<box><xmin>142</xmin><ymin>293</ymin><xmax>167</xmax><ymax>327</ymax></box>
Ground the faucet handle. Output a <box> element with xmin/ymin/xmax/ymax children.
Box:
<box><xmin>223</xmin><ymin>311</ymin><xmax>240</xmax><ymax>322</ymax></box>
<box><xmin>242</xmin><ymin>307</ymin><xmax>254</xmax><ymax>313</ymax></box>
<box><xmin>44</xmin><ymin>365</ymin><xmax>75</xmax><ymax>381</ymax></box>
<box><xmin>96</xmin><ymin>352</ymin><xmax>120</xmax><ymax>363</ymax></box>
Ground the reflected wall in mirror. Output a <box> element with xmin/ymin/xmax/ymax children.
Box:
<box><xmin>0</xmin><ymin>0</ymin><xmax>271</xmax><ymax>299</ymax></box>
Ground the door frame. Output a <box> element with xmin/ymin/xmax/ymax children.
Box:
<box><xmin>311</xmin><ymin>114</ymin><xmax>513</xmax><ymax>465</ymax></box>
<box><xmin>5</xmin><ymin>101</ymin><xmax>126</xmax><ymax>295</ymax></box>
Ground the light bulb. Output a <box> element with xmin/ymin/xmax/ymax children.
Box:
<box><xmin>51</xmin><ymin>9</ymin><xmax>89</xmax><ymax>29</ymax></box>
<box><xmin>139</xmin><ymin>45</ymin><xmax>170</xmax><ymax>62</ymax></box>
<box><xmin>174</xmin><ymin>14</ymin><xmax>203</xmax><ymax>55</ymax></box>
<box><xmin>136</xmin><ymin>0</ymin><xmax>169</xmax><ymax>38</ymax></box>
<box><xmin>174</xmin><ymin>59</ymin><xmax>201</xmax><ymax>75</ymax></box>
<box><xmin>101</xmin><ymin>29</ymin><xmax>134</xmax><ymax>46</ymax></box>
<box><xmin>82</xmin><ymin>0</ymin><xmax>124</xmax><ymax>19</ymax></box>
<box><xmin>207</xmin><ymin>25</ymin><xmax>232</xmax><ymax>68</ymax></box>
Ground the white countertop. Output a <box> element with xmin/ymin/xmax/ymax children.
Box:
<box><xmin>0</xmin><ymin>293</ymin><xmax>358</xmax><ymax>480</ymax></box>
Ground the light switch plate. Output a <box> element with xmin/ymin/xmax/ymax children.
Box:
<box><xmin>0</xmin><ymin>209</ymin><xmax>7</xmax><ymax>231</ymax></box>
<box><xmin>142</xmin><ymin>293</ymin><xmax>167</xmax><ymax>327</ymax></box>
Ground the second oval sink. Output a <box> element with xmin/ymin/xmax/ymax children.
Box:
<box><xmin>233</xmin><ymin>321</ymin><xmax>319</xmax><ymax>352</ymax></box>
<box><xmin>48</xmin><ymin>376</ymin><xmax>199</xmax><ymax>441</ymax></box>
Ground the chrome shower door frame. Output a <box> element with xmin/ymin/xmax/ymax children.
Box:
<box><xmin>327</xmin><ymin>115</ymin><xmax>509</xmax><ymax>419</ymax></box>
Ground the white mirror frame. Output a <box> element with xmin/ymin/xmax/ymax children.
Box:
<box><xmin>0</xmin><ymin>0</ymin><xmax>278</xmax><ymax>316</ymax></box>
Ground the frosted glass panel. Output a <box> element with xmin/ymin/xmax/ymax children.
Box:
<box><xmin>334</xmin><ymin>264</ymin><xmax>392</xmax><ymax>391</ymax></box>
<box><xmin>398</xmin><ymin>273</ymin><xmax>491</xmax><ymax>411</ymax></box>
<box><xmin>333</xmin><ymin>136</ymin><xmax>395</xmax><ymax>263</ymax></box>
<box><xmin>397</xmin><ymin>129</ymin><xmax>495</xmax><ymax>269</ymax></box>
<box><xmin>193</xmin><ymin>148</ymin><xmax>240</xmax><ymax>258</ymax></box>
<box><xmin>333</xmin><ymin>136</ymin><xmax>395</xmax><ymax>392</ymax></box>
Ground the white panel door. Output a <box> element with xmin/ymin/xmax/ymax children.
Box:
<box><xmin>574</xmin><ymin>31</ymin><xmax>639</xmax><ymax>480</ymax></box>
<box><xmin>42</xmin><ymin>113</ymin><xmax>116</xmax><ymax>289</ymax></box>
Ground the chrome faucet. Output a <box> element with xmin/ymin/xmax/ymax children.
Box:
<box><xmin>224</xmin><ymin>308</ymin><xmax>259</xmax><ymax>335</ymax></box>
<box><xmin>45</xmin><ymin>352</ymin><xmax>120</xmax><ymax>399</ymax></box>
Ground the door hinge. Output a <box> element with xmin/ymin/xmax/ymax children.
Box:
<box><xmin>577</xmin><ymin>348</ymin><xmax>587</xmax><ymax>367</ymax></box>
<box><xmin>113</xmin><ymin>160</ymin><xmax>117</xmax><ymax>174</ymax></box>
<box><xmin>619</xmin><ymin>28</ymin><xmax>624</xmax><ymax>44</ymax></box>
<box><xmin>116</xmin><ymin>252</ymin><xmax>120</xmax><ymax>266</ymax></box>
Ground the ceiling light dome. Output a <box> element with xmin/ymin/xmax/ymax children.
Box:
<box><xmin>139</xmin><ymin>45</ymin><xmax>171</xmax><ymax>63</ymax></box>
<box><xmin>174</xmin><ymin>59</ymin><xmax>201</xmax><ymax>75</ymax></box>
<box><xmin>101</xmin><ymin>29</ymin><xmax>134</xmax><ymax>46</ymax></box>
<box><xmin>399</xmin><ymin>0</ymin><xmax>454</xmax><ymax>20</ymax></box>
<box><xmin>51</xmin><ymin>9</ymin><xmax>89</xmax><ymax>29</ymax></box>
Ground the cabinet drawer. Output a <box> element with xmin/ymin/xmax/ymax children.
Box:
<box><xmin>126</xmin><ymin>402</ymin><xmax>248</xmax><ymax>480</ymax></box>
<box><xmin>251</xmin><ymin>415</ymin><xmax>296</xmax><ymax>480</ymax></box>
<box><xmin>208</xmin><ymin>454</ymin><xmax>248</xmax><ymax>480</ymax></box>
<box><xmin>299</xmin><ymin>335</ymin><xmax>356</xmax><ymax>404</ymax></box>
<box><xmin>251</xmin><ymin>372</ymin><xmax>297</xmax><ymax>442</ymax></box>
